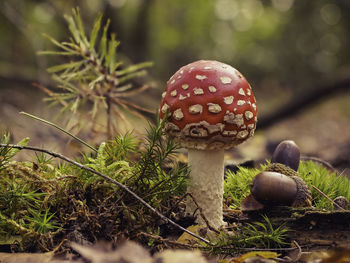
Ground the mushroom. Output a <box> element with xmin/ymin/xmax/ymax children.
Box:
<box><xmin>160</xmin><ymin>60</ymin><xmax>257</xmax><ymax>228</ymax></box>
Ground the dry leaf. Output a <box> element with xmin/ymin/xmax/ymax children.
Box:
<box><xmin>233</xmin><ymin>251</ymin><xmax>279</xmax><ymax>263</ymax></box>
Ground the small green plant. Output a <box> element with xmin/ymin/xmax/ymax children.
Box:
<box><xmin>207</xmin><ymin>216</ymin><xmax>289</xmax><ymax>255</ymax></box>
<box><xmin>132</xmin><ymin>116</ymin><xmax>187</xmax><ymax>205</ymax></box>
<box><xmin>299</xmin><ymin>161</ymin><xmax>350</xmax><ymax>209</ymax></box>
<box><xmin>0</xmin><ymin>180</ymin><xmax>45</xmax><ymax>214</ymax></box>
<box><xmin>38</xmin><ymin>8</ymin><xmax>154</xmax><ymax>138</ymax></box>
<box><xmin>24</xmin><ymin>209</ymin><xmax>60</xmax><ymax>234</ymax></box>
<box><xmin>0</xmin><ymin>135</ymin><xmax>29</xmax><ymax>171</ymax></box>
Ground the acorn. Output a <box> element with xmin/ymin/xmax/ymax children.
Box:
<box><xmin>241</xmin><ymin>194</ymin><xmax>264</xmax><ymax>212</ymax></box>
<box><xmin>333</xmin><ymin>196</ymin><xmax>349</xmax><ymax>211</ymax></box>
<box><xmin>271</xmin><ymin>140</ymin><xmax>300</xmax><ymax>171</ymax></box>
<box><xmin>249</xmin><ymin>163</ymin><xmax>312</xmax><ymax>208</ymax></box>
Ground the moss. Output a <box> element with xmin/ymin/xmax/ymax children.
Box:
<box><xmin>0</xmin><ymin>120</ymin><xmax>188</xmax><ymax>252</ymax></box>
<box><xmin>224</xmin><ymin>160</ymin><xmax>350</xmax><ymax>210</ymax></box>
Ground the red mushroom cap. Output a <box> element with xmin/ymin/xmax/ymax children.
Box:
<box><xmin>160</xmin><ymin>60</ymin><xmax>257</xmax><ymax>150</ymax></box>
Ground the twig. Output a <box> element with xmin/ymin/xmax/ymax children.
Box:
<box><xmin>20</xmin><ymin>112</ymin><xmax>98</xmax><ymax>153</ymax></box>
<box><xmin>311</xmin><ymin>185</ymin><xmax>345</xmax><ymax>211</ymax></box>
<box><xmin>33</xmin><ymin>83</ymin><xmax>68</xmax><ymax>107</ymax></box>
<box><xmin>0</xmin><ymin>143</ymin><xmax>211</xmax><ymax>245</ymax></box>
<box><xmin>187</xmin><ymin>193</ymin><xmax>220</xmax><ymax>234</ymax></box>
<box><xmin>279</xmin><ymin>240</ymin><xmax>303</xmax><ymax>263</ymax></box>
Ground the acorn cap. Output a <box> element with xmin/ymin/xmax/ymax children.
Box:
<box><xmin>265</xmin><ymin>163</ymin><xmax>312</xmax><ymax>207</ymax></box>
<box><xmin>290</xmin><ymin>176</ymin><xmax>312</xmax><ymax>207</ymax></box>
<box><xmin>160</xmin><ymin>60</ymin><xmax>258</xmax><ymax>150</ymax></box>
<box><xmin>265</xmin><ymin>163</ymin><xmax>299</xmax><ymax>177</ymax></box>
<box><xmin>333</xmin><ymin>196</ymin><xmax>349</xmax><ymax>211</ymax></box>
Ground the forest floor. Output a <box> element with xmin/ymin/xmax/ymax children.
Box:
<box><xmin>1</xmin><ymin>86</ymin><xmax>350</xmax><ymax>262</ymax></box>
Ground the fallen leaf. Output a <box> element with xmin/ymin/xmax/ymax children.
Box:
<box><xmin>176</xmin><ymin>225</ymin><xmax>208</xmax><ymax>245</ymax></box>
<box><xmin>233</xmin><ymin>251</ymin><xmax>279</xmax><ymax>263</ymax></box>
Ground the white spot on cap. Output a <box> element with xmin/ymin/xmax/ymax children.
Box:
<box><xmin>238</xmin><ymin>88</ymin><xmax>245</xmax><ymax>96</ymax></box>
<box><xmin>170</xmin><ymin>90</ymin><xmax>177</xmax><ymax>97</ymax></box>
<box><xmin>237</xmin><ymin>100</ymin><xmax>246</xmax><ymax>106</ymax></box>
<box><xmin>252</xmin><ymin>103</ymin><xmax>257</xmax><ymax>111</ymax></box>
<box><xmin>247</xmin><ymin>89</ymin><xmax>251</xmax><ymax>96</ymax></box>
<box><xmin>224</xmin><ymin>113</ymin><xmax>244</xmax><ymax>127</ymax></box>
<box><xmin>224</xmin><ymin>96</ymin><xmax>234</xmax><ymax>105</ymax></box>
<box><xmin>233</xmin><ymin>114</ymin><xmax>244</xmax><ymax>127</ymax></box>
<box><xmin>189</xmin><ymin>104</ymin><xmax>203</xmax><ymax>114</ymax></box>
<box><xmin>173</xmin><ymin>108</ymin><xmax>184</xmax><ymax>120</ymax></box>
<box><xmin>179</xmin><ymin>94</ymin><xmax>186</xmax><ymax>100</ymax></box>
<box><xmin>182</xmin><ymin>84</ymin><xmax>189</xmax><ymax>90</ymax></box>
<box><xmin>180</xmin><ymin>70</ymin><xmax>184</xmax><ymax>74</ymax></box>
<box><xmin>224</xmin><ymin>112</ymin><xmax>234</xmax><ymax>123</ymax></box>
<box><xmin>162</xmin><ymin>92</ymin><xmax>166</xmax><ymax>98</ymax></box>
<box><xmin>179</xmin><ymin>93</ymin><xmax>190</xmax><ymax>100</ymax></box>
<box><xmin>207</xmin><ymin>103</ymin><xmax>222</xmax><ymax>113</ymax></box>
<box><xmin>237</xmin><ymin>130</ymin><xmax>249</xmax><ymax>139</ymax></box>
<box><xmin>196</xmin><ymin>75</ymin><xmax>207</xmax><ymax>80</ymax></box>
<box><xmin>161</xmin><ymin>103</ymin><xmax>169</xmax><ymax>113</ymax></box>
<box><xmin>208</xmin><ymin>86</ymin><xmax>216</xmax><ymax>93</ymax></box>
<box><xmin>204</xmin><ymin>66</ymin><xmax>212</xmax><ymax>70</ymax></box>
<box><xmin>245</xmin><ymin>111</ymin><xmax>254</xmax><ymax>120</ymax></box>
<box><xmin>170</xmin><ymin>79</ymin><xmax>175</xmax><ymax>85</ymax></box>
<box><xmin>193</xmin><ymin>88</ymin><xmax>204</xmax><ymax>95</ymax></box>
<box><xmin>248</xmin><ymin>124</ymin><xmax>255</xmax><ymax>130</ymax></box>
<box><xmin>220</xmin><ymin>76</ymin><xmax>232</xmax><ymax>84</ymax></box>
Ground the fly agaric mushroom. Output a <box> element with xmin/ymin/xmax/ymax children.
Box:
<box><xmin>160</xmin><ymin>60</ymin><xmax>257</xmax><ymax>228</ymax></box>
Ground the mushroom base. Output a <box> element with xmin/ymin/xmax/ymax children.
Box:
<box><xmin>186</xmin><ymin>148</ymin><xmax>225</xmax><ymax>229</ymax></box>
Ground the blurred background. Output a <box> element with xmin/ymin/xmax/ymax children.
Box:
<box><xmin>0</xmin><ymin>0</ymin><xmax>349</xmax><ymax>171</ymax></box>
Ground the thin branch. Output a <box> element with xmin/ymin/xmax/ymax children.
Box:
<box><xmin>311</xmin><ymin>185</ymin><xmax>345</xmax><ymax>211</ymax></box>
<box><xmin>187</xmin><ymin>193</ymin><xmax>220</xmax><ymax>234</ymax></box>
<box><xmin>0</xmin><ymin>143</ymin><xmax>211</xmax><ymax>245</ymax></box>
<box><xmin>33</xmin><ymin>83</ymin><xmax>68</xmax><ymax>107</ymax></box>
<box><xmin>112</xmin><ymin>84</ymin><xmax>151</xmax><ymax>97</ymax></box>
<box><xmin>20</xmin><ymin>112</ymin><xmax>97</xmax><ymax>153</ymax></box>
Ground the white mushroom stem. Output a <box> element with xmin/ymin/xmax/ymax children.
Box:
<box><xmin>186</xmin><ymin>148</ymin><xmax>225</xmax><ymax>229</ymax></box>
